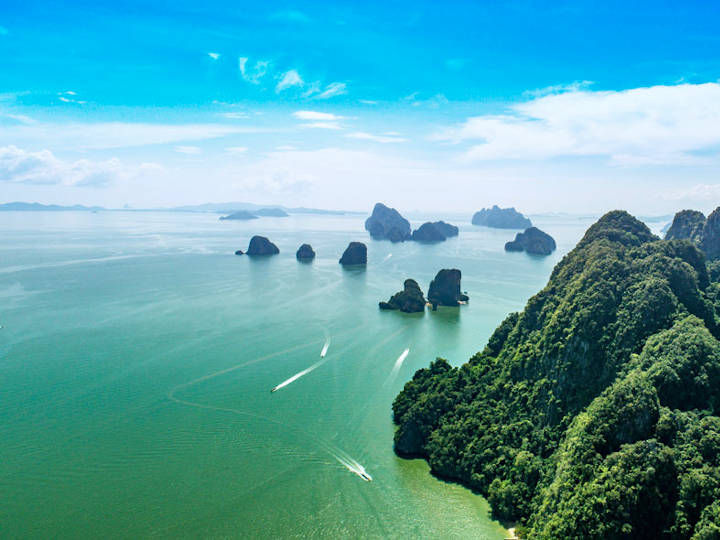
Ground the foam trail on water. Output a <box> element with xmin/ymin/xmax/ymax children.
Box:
<box><xmin>382</xmin><ymin>253</ymin><xmax>393</xmax><ymax>262</ymax></box>
<box><xmin>386</xmin><ymin>348</ymin><xmax>410</xmax><ymax>385</ymax></box>
<box><xmin>271</xmin><ymin>358</ymin><xmax>328</xmax><ymax>392</ymax></box>
<box><xmin>333</xmin><ymin>453</ymin><xmax>373</xmax><ymax>481</ymax></box>
<box><xmin>320</xmin><ymin>340</ymin><xmax>330</xmax><ymax>358</ymax></box>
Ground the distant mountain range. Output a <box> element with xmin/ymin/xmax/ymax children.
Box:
<box><xmin>0</xmin><ymin>202</ymin><xmax>104</xmax><ymax>212</ymax></box>
<box><xmin>0</xmin><ymin>201</ymin><xmax>357</xmax><ymax>215</ymax></box>
<box><xmin>169</xmin><ymin>202</ymin><xmax>352</xmax><ymax>215</ymax></box>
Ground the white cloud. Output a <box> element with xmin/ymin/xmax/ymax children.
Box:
<box><xmin>225</xmin><ymin>146</ymin><xmax>248</xmax><ymax>154</ymax></box>
<box><xmin>359</xmin><ymin>99</ymin><xmax>378</xmax><ymax>105</ymax></box>
<box><xmin>174</xmin><ymin>145</ymin><xmax>201</xmax><ymax>154</ymax></box>
<box><xmin>220</xmin><ymin>112</ymin><xmax>249</xmax><ymax>119</ymax></box>
<box><xmin>0</xmin><ymin>145</ymin><xmax>155</xmax><ymax>187</ymax></box>
<box><xmin>659</xmin><ymin>183</ymin><xmax>720</xmax><ymax>201</ymax></box>
<box><xmin>238</xmin><ymin>57</ymin><xmax>270</xmax><ymax>84</ymax></box>
<box><xmin>522</xmin><ymin>80</ymin><xmax>593</xmax><ymax>98</ymax></box>
<box><xmin>435</xmin><ymin>82</ymin><xmax>720</xmax><ymax>165</ymax></box>
<box><xmin>346</xmin><ymin>131</ymin><xmax>406</xmax><ymax>143</ymax></box>
<box><xmin>208</xmin><ymin>52</ymin><xmax>220</xmax><ymax>60</ymax></box>
<box><xmin>276</xmin><ymin>69</ymin><xmax>304</xmax><ymax>92</ymax></box>
<box><xmin>0</xmin><ymin>122</ymin><xmax>268</xmax><ymax>150</ymax></box>
<box><xmin>301</xmin><ymin>122</ymin><xmax>343</xmax><ymax>130</ymax></box>
<box><xmin>315</xmin><ymin>82</ymin><xmax>347</xmax><ymax>99</ymax></box>
<box><xmin>292</xmin><ymin>111</ymin><xmax>344</xmax><ymax>121</ymax></box>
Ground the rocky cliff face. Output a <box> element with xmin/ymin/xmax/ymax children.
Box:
<box><xmin>664</xmin><ymin>207</ymin><xmax>720</xmax><ymax>261</ymax></box>
<box><xmin>379</xmin><ymin>279</ymin><xmax>426</xmax><ymax>313</ymax></box>
<box><xmin>665</xmin><ymin>209</ymin><xmax>706</xmax><ymax>243</ymax></box>
<box><xmin>427</xmin><ymin>269</ymin><xmax>468</xmax><ymax>309</ymax></box>
<box><xmin>505</xmin><ymin>227</ymin><xmax>557</xmax><ymax>255</ymax></box>
<box><xmin>700</xmin><ymin>207</ymin><xmax>720</xmax><ymax>260</ymax></box>
<box><xmin>471</xmin><ymin>205</ymin><xmax>532</xmax><ymax>229</ymax></box>
<box><xmin>339</xmin><ymin>242</ymin><xmax>367</xmax><ymax>265</ymax></box>
<box><xmin>246</xmin><ymin>235</ymin><xmax>280</xmax><ymax>255</ymax></box>
<box><xmin>296</xmin><ymin>243</ymin><xmax>315</xmax><ymax>260</ymax></box>
<box><xmin>364</xmin><ymin>203</ymin><xmax>411</xmax><ymax>242</ymax></box>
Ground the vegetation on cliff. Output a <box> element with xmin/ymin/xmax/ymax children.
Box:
<box><xmin>393</xmin><ymin>210</ymin><xmax>720</xmax><ymax>538</ymax></box>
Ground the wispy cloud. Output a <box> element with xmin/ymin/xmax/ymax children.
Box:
<box><xmin>292</xmin><ymin>111</ymin><xmax>344</xmax><ymax>121</ymax></box>
<box><xmin>523</xmin><ymin>80</ymin><xmax>593</xmax><ymax>98</ymax></box>
<box><xmin>0</xmin><ymin>122</ymin><xmax>268</xmax><ymax>150</ymax></box>
<box><xmin>435</xmin><ymin>82</ymin><xmax>720</xmax><ymax>165</ymax></box>
<box><xmin>208</xmin><ymin>52</ymin><xmax>221</xmax><ymax>60</ymax></box>
<box><xmin>0</xmin><ymin>145</ymin><xmax>156</xmax><ymax>187</ymax></box>
<box><xmin>315</xmin><ymin>82</ymin><xmax>348</xmax><ymax>99</ymax></box>
<box><xmin>174</xmin><ymin>145</ymin><xmax>201</xmax><ymax>154</ymax></box>
<box><xmin>276</xmin><ymin>70</ymin><xmax>304</xmax><ymax>92</ymax></box>
<box><xmin>226</xmin><ymin>146</ymin><xmax>248</xmax><ymax>154</ymax></box>
<box><xmin>403</xmin><ymin>92</ymin><xmax>448</xmax><ymax>108</ymax></box>
<box><xmin>220</xmin><ymin>112</ymin><xmax>250</xmax><ymax>119</ymax></box>
<box><xmin>302</xmin><ymin>122</ymin><xmax>343</xmax><ymax>130</ymax></box>
<box><xmin>346</xmin><ymin>131</ymin><xmax>406</xmax><ymax>143</ymax></box>
<box><xmin>239</xmin><ymin>57</ymin><xmax>270</xmax><ymax>84</ymax></box>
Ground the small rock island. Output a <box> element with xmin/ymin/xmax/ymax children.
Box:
<box><xmin>427</xmin><ymin>269</ymin><xmax>468</xmax><ymax>310</ymax></box>
<box><xmin>339</xmin><ymin>242</ymin><xmax>367</xmax><ymax>265</ymax></box>
<box><xmin>365</xmin><ymin>203</ymin><xmax>411</xmax><ymax>242</ymax></box>
<box><xmin>245</xmin><ymin>235</ymin><xmax>280</xmax><ymax>256</ymax></box>
<box><xmin>255</xmin><ymin>208</ymin><xmax>289</xmax><ymax>217</ymax></box>
<box><xmin>472</xmin><ymin>205</ymin><xmax>532</xmax><ymax>229</ymax></box>
<box><xmin>379</xmin><ymin>279</ymin><xmax>426</xmax><ymax>313</ymax></box>
<box><xmin>220</xmin><ymin>210</ymin><xmax>258</xmax><ymax>220</ymax></box>
<box><xmin>296</xmin><ymin>243</ymin><xmax>315</xmax><ymax>260</ymax></box>
<box><xmin>411</xmin><ymin>221</ymin><xmax>459</xmax><ymax>243</ymax></box>
<box><xmin>505</xmin><ymin>227</ymin><xmax>556</xmax><ymax>255</ymax></box>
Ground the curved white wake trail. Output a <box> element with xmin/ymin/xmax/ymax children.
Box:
<box><xmin>382</xmin><ymin>253</ymin><xmax>393</xmax><ymax>262</ymax></box>
<box><xmin>385</xmin><ymin>348</ymin><xmax>410</xmax><ymax>386</ymax></box>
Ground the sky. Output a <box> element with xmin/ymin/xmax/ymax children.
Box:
<box><xmin>1</xmin><ymin>0</ymin><xmax>720</xmax><ymax>214</ymax></box>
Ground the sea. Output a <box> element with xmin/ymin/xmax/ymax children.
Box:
<box><xmin>0</xmin><ymin>210</ymin><xmax>668</xmax><ymax>538</ymax></box>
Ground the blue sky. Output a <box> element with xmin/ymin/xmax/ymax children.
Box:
<box><xmin>1</xmin><ymin>1</ymin><xmax>720</xmax><ymax>212</ymax></box>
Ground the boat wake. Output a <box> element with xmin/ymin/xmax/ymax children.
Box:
<box><xmin>385</xmin><ymin>348</ymin><xmax>410</xmax><ymax>385</ymax></box>
<box><xmin>168</xmin><ymin>336</ymin><xmax>372</xmax><ymax>482</ymax></box>
<box><xmin>271</xmin><ymin>358</ymin><xmax>327</xmax><ymax>392</ymax></box>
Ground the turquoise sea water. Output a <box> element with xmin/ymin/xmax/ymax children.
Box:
<box><xmin>0</xmin><ymin>211</ymin><xmax>596</xmax><ymax>538</ymax></box>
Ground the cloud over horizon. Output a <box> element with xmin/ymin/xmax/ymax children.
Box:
<box><xmin>436</xmin><ymin>82</ymin><xmax>720</xmax><ymax>165</ymax></box>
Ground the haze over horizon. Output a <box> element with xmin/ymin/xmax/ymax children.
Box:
<box><xmin>2</xmin><ymin>1</ymin><xmax>720</xmax><ymax>215</ymax></box>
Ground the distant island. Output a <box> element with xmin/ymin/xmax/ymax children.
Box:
<box><xmin>393</xmin><ymin>210</ymin><xmax>720</xmax><ymax>538</ymax></box>
<box><xmin>411</xmin><ymin>221</ymin><xmax>459</xmax><ymax>243</ymax></box>
<box><xmin>0</xmin><ymin>202</ymin><xmax>104</xmax><ymax>212</ymax></box>
<box><xmin>219</xmin><ymin>211</ymin><xmax>258</xmax><ymax>221</ymax></box>
<box><xmin>255</xmin><ymin>208</ymin><xmax>289</xmax><ymax>217</ymax></box>
<box><xmin>504</xmin><ymin>226</ymin><xmax>556</xmax><ymax>255</ymax></box>
<box><xmin>170</xmin><ymin>202</ymin><xmax>348</xmax><ymax>215</ymax></box>
<box><xmin>365</xmin><ymin>203</ymin><xmax>412</xmax><ymax>242</ymax></box>
<box><xmin>472</xmin><ymin>205</ymin><xmax>532</xmax><ymax>229</ymax></box>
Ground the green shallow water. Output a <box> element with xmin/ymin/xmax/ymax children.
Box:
<box><xmin>0</xmin><ymin>211</ymin><xmax>594</xmax><ymax>538</ymax></box>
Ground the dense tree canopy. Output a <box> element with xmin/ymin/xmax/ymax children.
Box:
<box><xmin>393</xmin><ymin>211</ymin><xmax>720</xmax><ymax>538</ymax></box>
